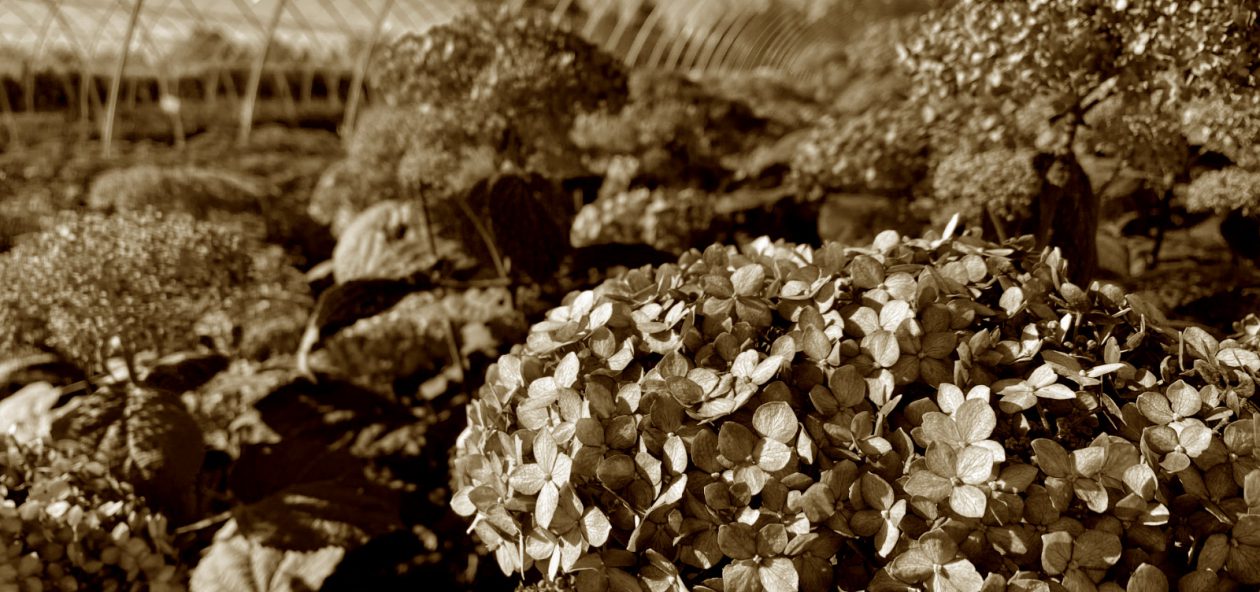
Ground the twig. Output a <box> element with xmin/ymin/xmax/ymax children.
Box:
<box><xmin>173</xmin><ymin>510</ymin><xmax>232</xmax><ymax>535</ymax></box>
<box><xmin>452</xmin><ymin>193</ymin><xmax>509</xmax><ymax>282</ymax></box>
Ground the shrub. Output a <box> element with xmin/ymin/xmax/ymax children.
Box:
<box><xmin>1185</xmin><ymin>168</ymin><xmax>1260</xmax><ymax>217</ymax></box>
<box><xmin>454</xmin><ymin>226</ymin><xmax>1260</xmax><ymax>591</ymax></box>
<box><xmin>570</xmin><ymin>70</ymin><xmax>769</xmax><ymax>188</ymax></box>
<box><xmin>0</xmin><ymin>210</ymin><xmax>297</xmax><ymax>375</ymax></box>
<box><xmin>371</xmin><ymin>6</ymin><xmax>627</xmax><ymax>183</ymax></box>
<box><xmin>87</xmin><ymin>165</ymin><xmax>270</xmax><ymax>225</ymax></box>
<box><xmin>930</xmin><ymin>148</ymin><xmax>1042</xmax><ymax>231</ymax></box>
<box><xmin>571</xmin><ymin>187</ymin><xmax>715</xmax><ymax>253</ymax></box>
<box><xmin>372</xmin><ymin>6</ymin><xmax>626</xmax><ymax>129</ymax></box>
<box><xmin>790</xmin><ymin>103</ymin><xmax>931</xmax><ymax>199</ymax></box>
<box><xmin>0</xmin><ymin>434</ymin><xmax>189</xmax><ymax>592</ymax></box>
<box><xmin>311</xmin><ymin>287</ymin><xmax>525</xmax><ymax>397</ymax></box>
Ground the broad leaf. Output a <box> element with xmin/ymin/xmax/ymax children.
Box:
<box><xmin>190</xmin><ymin>523</ymin><xmax>344</xmax><ymax>592</ymax></box>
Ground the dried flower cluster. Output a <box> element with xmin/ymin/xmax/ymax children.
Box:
<box><xmin>931</xmin><ymin>148</ymin><xmax>1042</xmax><ymax>228</ymax></box>
<box><xmin>0</xmin><ymin>211</ymin><xmax>290</xmax><ymax>374</ymax></box>
<box><xmin>454</xmin><ymin>226</ymin><xmax>1260</xmax><ymax>591</ymax></box>
<box><xmin>790</xmin><ymin>104</ymin><xmax>931</xmax><ymax>200</ymax></box>
<box><xmin>571</xmin><ymin>187</ymin><xmax>715</xmax><ymax>253</ymax></box>
<box><xmin>1185</xmin><ymin>168</ymin><xmax>1260</xmax><ymax>217</ymax></box>
<box><xmin>0</xmin><ymin>435</ymin><xmax>188</xmax><ymax>592</ymax></box>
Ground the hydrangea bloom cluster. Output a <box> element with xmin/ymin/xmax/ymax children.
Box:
<box><xmin>0</xmin><ymin>435</ymin><xmax>189</xmax><ymax>592</ymax></box>
<box><xmin>1185</xmin><ymin>168</ymin><xmax>1260</xmax><ymax>217</ymax></box>
<box><xmin>0</xmin><ymin>211</ymin><xmax>288</xmax><ymax>374</ymax></box>
<box><xmin>455</xmin><ymin>227</ymin><xmax>1260</xmax><ymax>591</ymax></box>
<box><xmin>790</xmin><ymin>104</ymin><xmax>931</xmax><ymax>199</ymax></box>
<box><xmin>931</xmin><ymin>148</ymin><xmax>1042</xmax><ymax>228</ymax></box>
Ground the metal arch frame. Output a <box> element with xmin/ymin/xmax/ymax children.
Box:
<box><xmin>645</xmin><ymin>2</ymin><xmax>706</xmax><ymax>70</ymax></box>
<box><xmin>690</xmin><ymin>1</ymin><xmax>745</xmax><ymax>73</ymax></box>
<box><xmin>236</xmin><ymin>0</ymin><xmax>288</xmax><ymax>146</ymax></box>
<box><xmin>762</xmin><ymin>9</ymin><xmax>810</xmax><ymax>73</ymax></box>
<box><xmin>341</xmin><ymin>0</ymin><xmax>394</xmax><ymax>143</ymax></box>
<box><xmin>550</xmin><ymin>0</ymin><xmax>576</xmax><ymax>26</ymax></box>
<box><xmin>664</xmin><ymin>0</ymin><xmax>720</xmax><ymax>72</ymax></box>
<box><xmin>716</xmin><ymin>4</ymin><xmax>773</xmax><ymax>71</ymax></box>
<box><xmin>675</xmin><ymin>0</ymin><xmax>725</xmax><ymax>71</ymax></box>
<box><xmin>705</xmin><ymin>6</ymin><xmax>755</xmax><ymax>72</ymax></box>
<box><xmin>623</xmin><ymin>1</ymin><xmax>664</xmax><ymax>68</ymax></box>
<box><xmin>581</xmin><ymin>0</ymin><xmax>615</xmax><ymax>40</ymax></box>
<box><xmin>601</xmin><ymin>0</ymin><xmax>644</xmax><ymax>56</ymax></box>
<box><xmin>734</xmin><ymin>4</ymin><xmax>795</xmax><ymax>72</ymax></box>
<box><xmin>102</xmin><ymin>0</ymin><xmax>143</xmax><ymax>157</ymax></box>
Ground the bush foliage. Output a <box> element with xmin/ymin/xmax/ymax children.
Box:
<box><xmin>0</xmin><ymin>211</ymin><xmax>300</xmax><ymax>375</ymax></box>
<box><xmin>455</xmin><ymin>226</ymin><xmax>1260</xmax><ymax>591</ymax></box>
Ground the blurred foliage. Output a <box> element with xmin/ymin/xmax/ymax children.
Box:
<box><xmin>0</xmin><ymin>211</ymin><xmax>298</xmax><ymax>375</ymax></box>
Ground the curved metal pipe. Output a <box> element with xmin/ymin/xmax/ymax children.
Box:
<box><xmin>708</xmin><ymin>7</ymin><xmax>756</xmax><ymax>72</ymax></box>
<box><xmin>623</xmin><ymin>1</ymin><xmax>664</xmax><ymax>67</ymax></box>
<box><xmin>733</xmin><ymin>5</ymin><xmax>792</xmax><ymax>71</ymax></box>
<box><xmin>646</xmin><ymin>2</ymin><xmax>706</xmax><ymax>70</ymax></box>
<box><xmin>665</xmin><ymin>0</ymin><xmax>718</xmax><ymax>71</ymax></box>
<box><xmin>694</xmin><ymin>3</ymin><xmax>749</xmax><ymax>73</ymax></box>
<box><xmin>764</xmin><ymin>12</ymin><xmax>810</xmax><ymax>72</ymax></box>
<box><xmin>682</xmin><ymin>0</ymin><xmax>738</xmax><ymax>72</ymax></box>
<box><xmin>603</xmin><ymin>0</ymin><xmax>644</xmax><ymax>55</ymax></box>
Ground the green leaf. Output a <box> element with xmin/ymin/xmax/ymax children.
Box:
<box><xmin>233</xmin><ymin>480</ymin><xmax>401</xmax><ymax>551</ymax></box>
<box><xmin>189</xmin><ymin>524</ymin><xmax>344</xmax><ymax>592</ymax></box>
<box><xmin>52</xmin><ymin>384</ymin><xmax>204</xmax><ymax>518</ymax></box>
<box><xmin>754</xmin><ymin>402</ymin><xmax>799</xmax><ymax>443</ymax></box>
<box><xmin>759</xmin><ymin>557</ymin><xmax>799</xmax><ymax>592</ymax></box>
<box><xmin>718</xmin><ymin>523</ymin><xmax>758</xmax><ymax>560</ymax></box>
